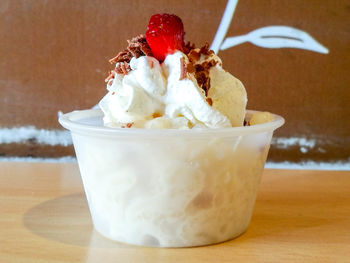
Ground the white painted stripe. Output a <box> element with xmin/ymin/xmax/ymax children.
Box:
<box><xmin>0</xmin><ymin>157</ymin><xmax>348</xmax><ymax>171</ymax></box>
<box><xmin>0</xmin><ymin>156</ymin><xmax>76</xmax><ymax>163</ymax></box>
<box><xmin>0</xmin><ymin>126</ymin><xmax>337</xmax><ymax>158</ymax></box>
<box><xmin>265</xmin><ymin>161</ymin><xmax>350</xmax><ymax>171</ymax></box>
<box><xmin>0</xmin><ymin>126</ymin><xmax>72</xmax><ymax>146</ymax></box>
<box><xmin>210</xmin><ymin>0</ymin><xmax>239</xmax><ymax>54</ymax></box>
<box><xmin>0</xmin><ymin>126</ymin><xmax>320</xmax><ymax>150</ymax></box>
<box><xmin>271</xmin><ymin>136</ymin><xmax>327</xmax><ymax>153</ymax></box>
<box><xmin>220</xmin><ymin>26</ymin><xmax>329</xmax><ymax>54</ymax></box>
<box><xmin>272</xmin><ymin>137</ymin><xmax>316</xmax><ymax>149</ymax></box>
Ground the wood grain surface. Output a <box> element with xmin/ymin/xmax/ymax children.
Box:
<box><xmin>0</xmin><ymin>162</ymin><xmax>349</xmax><ymax>262</ymax></box>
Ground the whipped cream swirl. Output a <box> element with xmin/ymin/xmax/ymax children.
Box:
<box><xmin>99</xmin><ymin>51</ymin><xmax>247</xmax><ymax>129</ymax></box>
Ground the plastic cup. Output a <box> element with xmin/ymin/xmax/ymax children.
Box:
<box><xmin>59</xmin><ymin>109</ymin><xmax>284</xmax><ymax>247</ymax></box>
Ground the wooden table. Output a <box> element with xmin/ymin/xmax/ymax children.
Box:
<box><xmin>0</xmin><ymin>162</ymin><xmax>349</xmax><ymax>262</ymax></box>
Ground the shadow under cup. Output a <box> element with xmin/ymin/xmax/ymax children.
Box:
<box><xmin>59</xmin><ymin>109</ymin><xmax>284</xmax><ymax>247</ymax></box>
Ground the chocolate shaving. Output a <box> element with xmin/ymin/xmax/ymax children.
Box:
<box><xmin>115</xmin><ymin>61</ymin><xmax>131</xmax><ymax>75</ymax></box>
<box><xmin>105</xmin><ymin>70</ymin><xmax>115</xmax><ymax>82</ymax></box>
<box><xmin>106</xmin><ymin>34</ymin><xmax>153</xmax><ymax>79</ymax></box>
<box><xmin>186</xmin><ymin>62</ymin><xmax>195</xmax><ymax>74</ymax></box>
<box><xmin>127</xmin><ymin>35</ymin><xmax>151</xmax><ymax>58</ymax></box>
<box><xmin>202</xmin><ymin>60</ymin><xmax>217</xmax><ymax>68</ymax></box>
<box><xmin>193</xmin><ymin>60</ymin><xmax>217</xmax><ymax>96</ymax></box>
<box><xmin>152</xmin><ymin>112</ymin><xmax>162</xmax><ymax>118</ymax></box>
<box><xmin>243</xmin><ymin>119</ymin><xmax>250</xmax><ymax>126</ymax></box>
<box><xmin>188</xmin><ymin>49</ymin><xmax>201</xmax><ymax>63</ymax></box>
<box><xmin>127</xmin><ymin>46</ymin><xmax>142</xmax><ymax>58</ymax></box>
<box><xmin>184</xmin><ymin>43</ymin><xmax>218</xmax><ymax>96</ymax></box>
<box><xmin>179</xmin><ymin>57</ymin><xmax>187</xmax><ymax>80</ymax></box>
<box><xmin>199</xmin><ymin>42</ymin><xmax>214</xmax><ymax>56</ymax></box>
<box><xmin>109</xmin><ymin>50</ymin><xmax>131</xmax><ymax>64</ymax></box>
<box><xmin>139</xmin><ymin>42</ymin><xmax>153</xmax><ymax>57</ymax></box>
<box><xmin>195</xmin><ymin>70</ymin><xmax>210</xmax><ymax>96</ymax></box>
<box><xmin>183</xmin><ymin>41</ymin><xmax>196</xmax><ymax>54</ymax></box>
<box><xmin>206</xmin><ymin>97</ymin><xmax>213</xmax><ymax>106</ymax></box>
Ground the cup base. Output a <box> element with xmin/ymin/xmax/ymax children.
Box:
<box><xmin>92</xmin><ymin>220</ymin><xmax>250</xmax><ymax>248</ymax></box>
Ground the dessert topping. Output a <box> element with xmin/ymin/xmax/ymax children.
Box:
<box><xmin>183</xmin><ymin>43</ymin><xmax>218</xmax><ymax>96</ymax></box>
<box><xmin>179</xmin><ymin>57</ymin><xmax>187</xmax><ymax>80</ymax></box>
<box><xmin>106</xmin><ymin>35</ymin><xmax>152</xmax><ymax>81</ymax></box>
<box><xmin>145</xmin><ymin>14</ymin><xmax>185</xmax><ymax>61</ymax></box>
<box><xmin>115</xmin><ymin>61</ymin><xmax>131</xmax><ymax>75</ymax></box>
<box><xmin>206</xmin><ymin>97</ymin><xmax>213</xmax><ymax>106</ymax></box>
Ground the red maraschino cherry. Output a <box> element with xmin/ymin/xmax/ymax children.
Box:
<box><xmin>145</xmin><ymin>13</ymin><xmax>185</xmax><ymax>62</ymax></box>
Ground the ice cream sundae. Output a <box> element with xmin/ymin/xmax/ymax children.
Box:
<box><xmin>59</xmin><ymin>13</ymin><xmax>284</xmax><ymax>247</ymax></box>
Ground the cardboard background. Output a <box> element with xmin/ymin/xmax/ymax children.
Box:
<box><xmin>1</xmin><ymin>0</ymin><xmax>349</xmax><ymax>163</ymax></box>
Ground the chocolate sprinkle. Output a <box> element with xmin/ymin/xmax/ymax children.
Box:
<box><xmin>206</xmin><ymin>97</ymin><xmax>213</xmax><ymax>106</ymax></box>
<box><xmin>126</xmin><ymin>122</ymin><xmax>134</xmax><ymax>128</ymax></box>
<box><xmin>199</xmin><ymin>43</ymin><xmax>214</xmax><ymax>56</ymax></box>
<box><xmin>192</xmin><ymin>59</ymin><xmax>217</xmax><ymax>96</ymax></box>
<box><xmin>182</xmin><ymin>42</ymin><xmax>218</xmax><ymax>96</ymax></box>
<box><xmin>109</xmin><ymin>50</ymin><xmax>131</xmax><ymax>64</ymax></box>
<box><xmin>127</xmin><ymin>35</ymin><xmax>152</xmax><ymax>58</ymax></box>
<box><xmin>115</xmin><ymin>61</ymin><xmax>131</xmax><ymax>75</ymax></box>
<box><xmin>152</xmin><ymin>112</ymin><xmax>162</xmax><ymax>118</ymax></box>
<box><xmin>106</xmin><ymin>34</ymin><xmax>153</xmax><ymax>79</ymax></box>
<box><xmin>188</xmin><ymin>49</ymin><xmax>201</xmax><ymax>63</ymax></box>
<box><xmin>195</xmin><ymin>70</ymin><xmax>210</xmax><ymax>96</ymax></box>
<box><xmin>186</xmin><ymin>62</ymin><xmax>195</xmax><ymax>74</ymax></box>
<box><xmin>105</xmin><ymin>70</ymin><xmax>115</xmax><ymax>82</ymax></box>
<box><xmin>183</xmin><ymin>41</ymin><xmax>196</xmax><ymax>54</ymax></box>
<box><xmin>179</xmin><ymin>57</ymin><xmax>187</xmax><ymax>80</ymax></box>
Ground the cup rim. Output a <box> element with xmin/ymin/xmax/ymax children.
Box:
<box><xmin>58</xmin><ymin>109</ymin><xmax>284</xmax><ymax>138</ymax></box>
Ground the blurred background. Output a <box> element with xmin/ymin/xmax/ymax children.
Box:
<box><xmin>0</xmin><ymin>0</ymin><xmax>349</xmax><ymax>168</ymax></box>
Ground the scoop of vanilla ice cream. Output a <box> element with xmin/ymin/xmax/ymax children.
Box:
<box><xmin>249</xmin><ymin>111</ymin><xmax>274</xmax><ymax>125</ymax></box>
<box><xmin>209</xmin><ymin>68</ymin><xmax>247</xmax><ymax>127</ymax></box>
<box><xmin>187</xmin><ymin>48</ymin><xmax>247</xmax><ymax>127</ymax></box>
<box><xmin>99</xmin><ymin>51</ymin><xmax>247</xmax><ymax>129</ymax></box>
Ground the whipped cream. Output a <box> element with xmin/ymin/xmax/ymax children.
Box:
<box><xmin>99</xmin><ymin>51</ymin><xmax>247</xmax><ymax>129</ymax></box>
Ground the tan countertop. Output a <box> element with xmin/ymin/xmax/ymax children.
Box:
<box><xmin>0</xmin><ymin>162</ymin><xmax>349</xmax><ymax>262</ymax></box>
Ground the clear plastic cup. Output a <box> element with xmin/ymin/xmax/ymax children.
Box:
<box><xmin>59</xmin><ymin>109</ymin><xmax>284</xmax><ymax>247</ymax></box>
